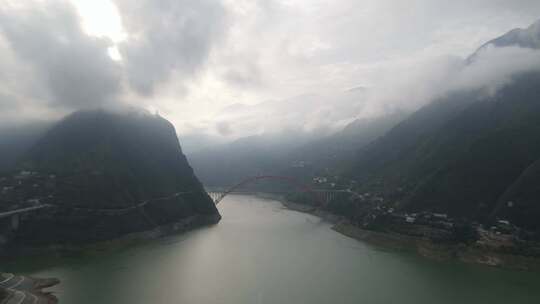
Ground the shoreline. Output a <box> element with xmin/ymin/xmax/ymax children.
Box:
<box><xmin>0</xmin><ymin>213</ymin><xmax>221</xmax><ymax>259</ymax></box>
<box><xmin>0</xmin><ymin>213</ymin><xmax>220</xmax><ymax>303</ymax></box>
<box><xmin>332</xmin><ymin>222</ymin><xmax>540</xmax><ymax>271</ymax></box>
<box><xmin>275</xmin><ymin>196</ymin><xmax>540</xmax><ymax>272</ymax></box>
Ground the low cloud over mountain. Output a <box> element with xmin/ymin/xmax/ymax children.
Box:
<box><xmin>1</xmin><ymin>0</ymin><xmax>540</xmax><ymax>144</ymax></box>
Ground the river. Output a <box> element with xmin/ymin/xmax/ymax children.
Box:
<box><xmin>4</xmin><ymin>195</ymin><xmax>540</xmax><ymax>303</ymax></box>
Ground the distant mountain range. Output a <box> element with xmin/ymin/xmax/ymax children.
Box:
<box><xmin>187</xmin><ymin>130</ymin><xmax>320</xmax><ymax>187</ymax></box>
<box><xmin>187</xmin><ymin>112</ymin><xmax>405</xmax><ymax>188</ymax></box>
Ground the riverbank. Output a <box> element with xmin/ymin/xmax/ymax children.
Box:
<box><xmin>0</xmin><ymin>213</ymin><xmax>219</xmax><ymax>303</ymax></box>
<box><xmin>0</xmin><ymin>213</ymin><xmax>220</xmax><ymax>259</ymax></box>
<box><xmin>333</xmin><ymin>222</ymin><xmax>540</xmax><ymax>271</ymax></box>
<box><xmin>278</xmin><ymin>198</ymin><xmax>540</xmax><ymax>272</ymax></box>
<box><xmin>280</xmin><ymin>200</ymin><xmax>343</xmax><ymax>223</ymax></box>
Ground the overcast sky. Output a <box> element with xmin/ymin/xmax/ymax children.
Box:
<box><xmin>1</xmin><ymin>0</ymin><xmax>540</xmax><ymax>140</ymax></box>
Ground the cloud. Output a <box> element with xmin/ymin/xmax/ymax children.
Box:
<box><xmin>114</xmin><ymin>0</ymin><xmax>229</xmax><ymax>96</ymax></box>
<box><xmin>221</xmin><ymin>60</ymin><xmax>264</xmax><ymax>89</ymax></box>
<box><xmin>1</xmin><ymin>0</ymin><xmax>540</xmax><ymax>145</ymax></box>
<box><xmin>215</xmin><ymin>121</ymin><xmax>233</xmax><ymax>136</ymax></box>
<box><xmin>0</xmin><ymin>0</ymin><xmax>121</xmax><ymax>110</ymax></box>
<box><xmin>453</xmin><ymin>46</ymin><xmax>540</xmax><ymax>93</ymax></box>
<box><xmin>0</xmin><ymin>0</ymin><xmax>229</xmax><ymax>125</ymax></box>
<box><xmin>204</xmin><ymin>89</ymin><xmax>369</xmax><ymax>139</ymax></box>
<box><xmin>203</xmin><ymin>44</ymin><xmax>540</xmax><ymax>140</ymax></box>
<box><xmin>161</xmin><ymin>0</ymin><xmax>540</xmax><ymax>139</ymax></box>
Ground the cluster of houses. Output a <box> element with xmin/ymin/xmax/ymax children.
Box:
<box><xmin>308</xmin><ymin>174</ymin><xmax>527</xmax><ymax>246</ymax></box>
<box><xmin>312</xmin><ymin>176</ymin><xmax>338</xmax><ymax>188</ymax></box>
<box><xmin>340</xmin><ymin>189</ymin><xmax>522</xmax><ymax>244</ymax></box>
<box><xmin>291</xmin><ymin>160</ymin><xmax>308</xmax><ymax>168</ymax></box>
<box><xmin>312</xmin><ymin>176</ymin><xmax>328</xmax><ymax>184</ymax></box>
<box><xmin>365</xmin><ymin>204</ymin><xmax>453</xmax><ymax>228</ymax></box>
<box><xmin>340</xmin><ymin>177</ymin><xmax>521</xmax><ymax>235</ymax></box>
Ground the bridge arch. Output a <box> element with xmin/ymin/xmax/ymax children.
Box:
<box><xmin>209</xmin><ymin>175</ymin><xmax>323</xmax><ymax>205</ymax></box>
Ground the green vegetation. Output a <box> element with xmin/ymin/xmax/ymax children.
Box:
<box><xmin>4</xmin><ymin>109</ymin><xmax>220</xmax><ymax>244</ymax></box>
<box><xmin>347</xmin><ymin>72</ymin><xmax>540</xmax><ymax>231</ymax></box>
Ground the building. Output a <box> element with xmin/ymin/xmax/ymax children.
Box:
<box><xmin>406</xmin><ymin>216</ymin><xmax>416</xmax><ymax>223</ymax></box>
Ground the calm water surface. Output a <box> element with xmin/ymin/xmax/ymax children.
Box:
<box><xmin>5</xmin><ymin>195</ymin><xmax>540</xmax><ymax>304</ymax></box>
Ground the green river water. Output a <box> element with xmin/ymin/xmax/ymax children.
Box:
<box><xmin>4</xmin><ymin>195</ymin><xmax>540</xmax><ymax>304</ymax></box>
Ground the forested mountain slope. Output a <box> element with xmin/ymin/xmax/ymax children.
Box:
<box><xmin>348</xmin><ymin>20</ymin><xmax>540</xmax><ymax>230</ymax></box>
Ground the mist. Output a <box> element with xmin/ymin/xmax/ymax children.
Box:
<box><xmin>1</xmin><ymin>0</ymin><xmax>540</xmax><ymax>148</ymax></box>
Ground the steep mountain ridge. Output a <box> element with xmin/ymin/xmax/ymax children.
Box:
<box><xmin>403</xmin><ymin>73</ymin><xmax>540</xmax><ymax>223</ymax></box>
<box><xmin>4</xmin><ymin>109</ymin><xmax>220</xmax><ymax>244</ymax></box>
<box><xmin>468</xmin><ymin>19</ymin><xmax>540</xmax><ymax>62</ymax></box>
<box><xmin>348</xmin><ymin>20</ymin><xmax>540</xmax><ymax>230</ymax></box>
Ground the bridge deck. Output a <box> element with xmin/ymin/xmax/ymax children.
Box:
<box><xmin>0</xmin><ymin>205</ymin><xmax>50</xmax><ymax>219</ymax></box>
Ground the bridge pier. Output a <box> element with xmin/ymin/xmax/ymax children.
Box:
<box><xmin>0</xmin><ymin>204</ymin><xmax>50</xmax><ymax>236</ymax></box>
<box><xmin>10</xmin><ymin>214</ymin><xmax>19</xmax><ymax>231</ymax></box>
<box><xmin>0</xmin><ymin>214</ymin><xmax>20</xmax><ymax>233</ymax></box>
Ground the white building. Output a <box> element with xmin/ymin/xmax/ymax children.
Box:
<box><xmin>406</xmin><ymin>216</ymin><xmax>416</xmax><ymax>223</ymax></box>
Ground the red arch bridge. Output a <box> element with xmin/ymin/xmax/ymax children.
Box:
<box><xmin>207</xmin><ymin>175</ymin><xmax>356</xmax><ymax>206</ymax></box>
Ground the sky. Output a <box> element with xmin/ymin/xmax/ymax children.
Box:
<box><xmin>1</xmin><ymin>0</ymin><xmax>540</xmax><ymax>142</ymax></box>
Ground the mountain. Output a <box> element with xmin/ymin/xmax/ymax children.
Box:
<box><xmin>286</xmin><ymin>112</ymin><xmax>406</xmax><ymax>172</ymax></box>
<box><xmin>188</xmin><ymin>113</ymin><xmax>405</xmax><ymax>188</ymax></box>
<box><xmin>188</xmin><ymin>131</ymin><xmax>318</xmax><ymax>187</ymax></box>
<box><xmin>0</xmin><ymin>122</ymin><xmax>51</xmax><ymax>173</ymax></box>
<box><xmin>483</xmin><ymin>19</ymin><xmax>540</xmax><ymax>49</ymax></box>
<box><xmin>468</xmin><ymin>19</ymin><xmax>540</xmax><ymax>62</ymax></box>
<box><xmin>6</xmin><ymin>109</ymin><xmax>220</xmax><ymax>244</ymax></box>
<box><xmin>347</xmin><ymin>90</ymin><xmax>482</xmax><ymax>195</ymax></box>
<box><xmin>348</xmin><ymin>20</ymin><xmax>540</xmax><ymax>231</ymax></box>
